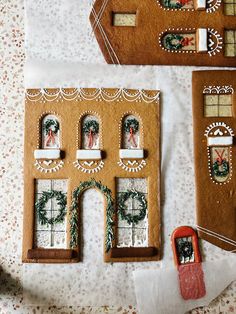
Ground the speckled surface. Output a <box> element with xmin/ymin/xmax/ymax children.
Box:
<box><xmin>0</xmin><ymin>0</ymin><xmax>236</xmax><ymax>313</ymax></box>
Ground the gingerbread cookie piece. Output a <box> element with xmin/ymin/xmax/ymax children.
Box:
<box><xmin>90</xmin><ymin>0</ymin><xmax>236</xmax><ymax>66</ymax></box>
<box><xmin>192</xmin><ymin>71</ymin><xmax>236</xmax><ymax>251</ymax></box>
<box><xmin>23</xmin><ymin>88</ymin><xmax>161</xmax><ymax>263</ymax></box>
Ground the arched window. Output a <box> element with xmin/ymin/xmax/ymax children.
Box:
<box><xmin>162</xmin><ymin>32</ymin><xmax>196</xmax><ymax>51</ymax></box>
<box><xmin>205</xmin><ymin>122</ymin><xmax>233</xmax><ymax>184</ymax></box>
<box><xmin>122</xmin><ymin>114</ymin><xmax>141</xmax><ymax>149</ymax></box>
<box><xmin>81</xmin><ymin>115</ymin><xmax>100</xmax><ymax>150</ymax></box>
<box><xmin>161</xmin><ymin>0</ymin><xmax>194</xmax><ymax>10</ymax></box>
<box><xmin>210</xmin><ymin>146</ymin><xmax>231</xmax><ymax>183</ymax></box>
<box><xmin>161</xmin><ymin>29</ymin><xmax>213</xmax><ymax>53</ymax></box>
<box><xmin>41</xmin><ymin>114</ymin><xmax>60</xmax><ymax>149</ymax></box>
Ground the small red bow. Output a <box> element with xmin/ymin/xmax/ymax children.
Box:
<box><xmin>88</xmin><ymin>129</ymin><xmax>94</xmax><ymax>149</ymax></box>
<box><xmin>46</xmin><ymin>129</ymin><xmax>55</xmax><ymax>146</ymax></box>
<box><xmin>128</xmin><ymin>127</ymin><xmax>137</xmax><ymax>147</ymax></box>
<box><xmin>215</xmin><ymin>149</ymin><xmax>225</xmax><ymax>165</ymax></box>
<box><xmin>177</xmin><ymin>0</ymin><xmax>191</xmax><ymax>6</ymax></box>
<box><xmin>181</xmin><ymin>37</ymin><xmax>194</xmax><ymax>47</ymax></box>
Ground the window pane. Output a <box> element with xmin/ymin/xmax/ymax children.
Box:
<box><xmin>225</xmin><ymin>3</ymin><xmax>235</xmax><ymax>14</ymax></box>
<box><xmin>219</xmin><ymin>94</ymin><xmax>232</xmax><ymax>105</ymax></box>
<box><xmin>224</xmin><ymin>30</ymin><xmax>236</xmax><ymax>57</ymax></box>
<box><xmin>225</xmin><ymin>43</ymin><xmax>236</xmax><ymax>56</ymax></box>
<box><xmin>204</xmin><ymin>95</ymin><xmax>218</xmax><ymax>105</ymax></box>
<box><xmin>219</xmin><ymin>105</ymin><xmax>232</xmax><ymax>117</ymax></box>
<box><xmin>204</xmin><ymin>105</ymin><xmax>219</xmax><ymax>117</ymax></box>
<box><xmin>225</xmin><ymin>30</ymin><xmax>235</xmax><ymax>43</ymax></box>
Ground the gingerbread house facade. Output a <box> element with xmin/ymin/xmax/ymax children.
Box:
<box><xmin>23</xmin><ymin>88</ymin><xmax>161</xmax><ymax>263</ymax></box>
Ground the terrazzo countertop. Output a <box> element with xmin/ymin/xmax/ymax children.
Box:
<box><xmin>0</xmin><ymin>1</ymin><xmax>236</xmax><ymax>313</ymax></box>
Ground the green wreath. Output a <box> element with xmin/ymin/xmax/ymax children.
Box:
<box><xmin>83</xmin><ymin>120</ymin><xmax>99</xmax><ymax>135</ymax></box>
<box><xmin>118</xmin><ymin>190</ymin><xmax>147</xmax><ymax>225</ymax></box>
<box><xmin>212</xmin><ymin>160</ymin><xmax>229</xmax><ymax>177</ymax></box>
<box><xmin>163</xmin><ymin>34</ymin><xmax>184</xmax><ymax>50</ymax></box>
<box><xmin>35</xmin><ymin>190</ymin><xmax>67</xmax><ymax>225</ymax></box>
<box><xmin>124</xmin><ymin>118</ymin><xmax>139</xmax><ymax>134</ymax></box>
<box><xmin>43</xmin><ymin>119</ymin><xmax>59</xmax><ymax>135</ymax></box>
<box><xmin>176</xmin><ymin>238</ymin><xmax>193</xmax><ymax>260</ymax></box>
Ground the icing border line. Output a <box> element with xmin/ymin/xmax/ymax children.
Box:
<box><xmin>26</xmin><ymin>88</ymin><xmax>160</xmax><ymax>104</ymax></box>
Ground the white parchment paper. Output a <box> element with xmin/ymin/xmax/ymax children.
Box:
<box><xmin>133</xmin><ymin>257</ymin><xmax>236</xmax><ymax>314</ymax></box>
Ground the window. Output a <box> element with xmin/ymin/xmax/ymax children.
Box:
<box><xmin>224</xmin><ymin>30</ymin><xmax>236</xmax><ymax>57</ymax></box>
<box><xmin>81</xmin><ymin>115</ymin><xmax>100</xmax><ymax>149</ymax></box>
<box><xmin>34</xmin><ymin>179</ymin><xmax>67</xmax><ymax>249</ymax></box>
<box><xmin>210</xmin><ymin>146</ymin><xmax>230</xmax><ymax>183</ymax></box>
<box><xmin>113</xmin><ymin>13</ymin><xmax>136</xmax><ymax>26</ymax></box>
<box><xmin>122</xmin><ymin>114</ymin><xmax>141</xmax><ymax>149</ymax></box>
<box><xmin>42</xmin><ymin>114</ymin><xmax>60</xmax><ymax>149</ymax></box>
<box><xmin>224</xmin><ymin>0</ymin><xmax>236</xmax><ymax>15</ymax></box>
<box><xmin>116</xmin><ymin>178</ymin><xmax>148</xmax><ymax>248</ymax></box>
<box><xmin>161</xmin><ymin>0</ymin><xmax>194</xmax><ymax>9</ymax></box>
<box><xmin>176</xmin><ymin>237</ymin><xmax>194</xmax><ymax>264</ymax></box>
<box><xmin>204</xmin><ymin>94</ymin><xmax>232</xmax><ymax>117</ymax></box>
<box><xmin>162</xmin><ymin>33</ymin><xmax>196</xmax><ymax>51</ymax></box>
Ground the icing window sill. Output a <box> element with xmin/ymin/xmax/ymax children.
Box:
<box><xmin>34</xmin><ymin>149</ymin><xmax>61</xmax><ymax>160</ymax></box>
<box><xmin>76</xmin><ymin>149</ymin><xmax>102</xmax><ymax>160</ymax></box>
<box><xmin>119</xmin><ymin>149</ymin><xmax>144</xmax><ymax>159</ymax></box>
<box><xmin>207</xmin><ymin>136</ymin><xmax>233</xmax><ymax>146</ymax></box>
<box><xmin>27</xmin><ymin>248</ymin><xmax>78</xmax><ymax>261</ymax></box>
<box><xmin>194</xmin><ymin>0</ymin><xmax>206</xmax><ymax>10</ymax></box>
<box><xmin>196</xmin><ymin>28</ymin><xmax>208</xmax><ymax>52</ymax></box>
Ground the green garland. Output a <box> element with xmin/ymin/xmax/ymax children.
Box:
<box><xmin>163</xmin><ymin>34</ymin><xmax>184</xmax><ymax>51</ymax></box>
<box><xmin>118</xmin><ymin>190</ymin><xmax>147</xmax><ymax>225</ymax></box>
<box><xmin>70</xmin><ymin>179</ymin><xmax>115</xmax><ymax>252</ymax></box>
<box><xmin>83</xmin><ymin>120</ymin><xmax>99</xmax><ymax>135</ymax></box>
<box><xmin>212</xmin><ymin>160</ymin><xmax>229</xmax><ymax>177</ymax></box>
<box><xmin>35</xmin><ymin>190</ymin><xmax>67</xmax><ymax>225</ymax></box>
<box><xmin>43</xmin><ymin>119</ymin><xmax>60</xmax><ymax>135</ymax></box>
<box><xmin>124</xmin><ymin>118</ymin><xmax>139</xmax><ymax>134</ymax></box>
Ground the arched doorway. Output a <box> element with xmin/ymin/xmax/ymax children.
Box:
<box><xmin>70</xmin><ymin>179</ymin><xmax>115</xmax><ymax>254</ymax></box>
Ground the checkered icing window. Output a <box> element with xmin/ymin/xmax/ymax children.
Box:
<box><xmin>116</xmin><ymin>178</ymin><xmax>148</xmax><ymax>248</ymax></box>
<box><xmin>224</xmin><ymin>0</ymin><xmax>236</xmax><ymax>15</ymax></box>
<box><xmin>224</xmin><ymin>30</ymin><xmax>236</xmax><ymax>57</ymax></box>
<box><xmin>34</xmin><ymin>179</ymin><xmax>67</xmax><ymax>249</ymax></box>
<box><xmin>204</xmin><ymin>94</ymin><xmax>232</xmax><ymax>117</ymax></box>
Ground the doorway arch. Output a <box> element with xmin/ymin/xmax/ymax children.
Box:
<box><xmin>70</xmin><ymin>179</ymin><xmax>115</xmax><ymax>253</ymax></box>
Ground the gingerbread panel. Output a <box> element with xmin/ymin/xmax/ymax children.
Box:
<box><xmin>90</xmin><ymin>0</ymin><xmax>236</xmax><ymax>66</ymax></box>
<box><xmin>23</xmin><ymin>88</ymin><xmax>161</xmax><ymax>263</ymax></box>
<box><xmin>192</xmin><ymin>70</ymin><xmax>236</xmax><ymax>251</ymax></box>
